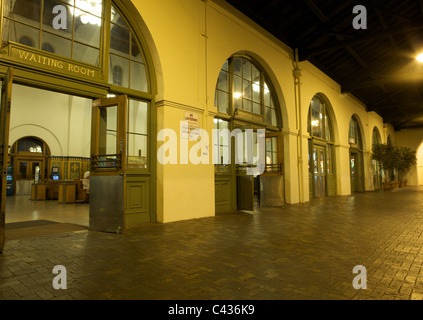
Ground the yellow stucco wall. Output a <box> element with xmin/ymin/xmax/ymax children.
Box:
<box><xmin>127</xmin><ymin>0</ymin><xmax>401</xmax><ymax>222</ymax></box>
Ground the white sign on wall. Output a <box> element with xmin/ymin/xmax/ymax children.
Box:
<box><xmin>182</xmin><ymin>112</ymin><xmax>200</xmax><ymax>139</ymax></box>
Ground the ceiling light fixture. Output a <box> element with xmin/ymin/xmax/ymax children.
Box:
<box><xmin>417</xmin><ymin>53</ymin><xmax>423</xmax><ymax>63</ymax></box>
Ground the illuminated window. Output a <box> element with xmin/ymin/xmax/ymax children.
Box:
<box><xmin>112</xmin><ymin>65</ymin><xmax>123</xmax><ymax>86</ymax></box>
<box><xmin>308</xmin><ymin>95</ymin><xmax>333</xmax><ymax>141</ymax></box>
<box><xmin>372</xmin><ymin>127</ymin><xmax>381</xmax><ymax>147</ymax></box>
<box><xmin>2</xmin><ymin>0</ymin><xmax>149</xmax><ymax>93</ymax></box>
<box><xmin>16</xmin><ymin>137</ymin><xmax>44</xmax><ymax>153</ymax></box>
<box><xmin>349</xmin><ymin>117</ymin><xmax>358</xmax><ymax>145</ymax></box>
<box><xmin>214</xmin><ymin>56</ymin><xmax>280</xmax><ymax>127</ymax></box>
<box><xmin>108</xmin><ymin>5</ymin><xmax>148</xmax><ymax>92</ymax></box>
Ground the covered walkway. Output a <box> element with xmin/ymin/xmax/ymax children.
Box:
<box><xmin>1</xmin><ymin>187</ymin><xmax>423</xmax><ymax>300</ymax></box>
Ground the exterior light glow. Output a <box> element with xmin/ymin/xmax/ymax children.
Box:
<box><xmin>312</xmin><ymin>120</ymin><xmax>319</xmax><ymax>127</ymax></box>
<box><xmin>417</xmin><ymin>53</ymin><xmax>423</xmax><ymax>63</ymax></box>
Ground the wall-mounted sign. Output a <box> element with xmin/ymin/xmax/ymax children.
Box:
<box><xmin>5</xmin><ymin>43</ymin><xmax>101</xmax><ymax>81</ymax></box>
<box><xmin>182</xmin><ymin>112</ymin><xmax>200</xmax><ymax>139</ymax></box>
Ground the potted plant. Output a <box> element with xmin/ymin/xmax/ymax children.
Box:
<box><xmin>372</xmin><ymin>143</ymin><xmax>401</xmax><ymax>190</ymax></box>
<box><xmin>396</xmin><ymin>146</ymin><xmax>417</xmax><ymax>187</ymax></box>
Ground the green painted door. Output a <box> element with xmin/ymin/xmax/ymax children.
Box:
<box><xmin>372</xmin><ymin>159</ymin><xmax>382</xmax><ymax>190</ymax></box>
<box><xmin>350</xmin><ymin>151</ymin><xmax>364</xmax><ymax>193</ymax></box>
<box><xmin>326</xmin><ymin>144</ymin><xmax>336</xmax><ymax>196</ymax></box>
<box><xmin>236</xmin><ymin>171</ymin><xmax>254</xmax><ymax>211</ymax></box>
<box><xmin>312</xmin><ymin>145</ymin><xmax>326</xmax><ymax>197</ymax></box>
<box><xmin>350</xmin><ymin>152</ymin><xmax>357</xmax><ymax>193</ymax></box>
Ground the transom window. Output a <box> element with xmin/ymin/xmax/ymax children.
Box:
<box><xmin>308</xmin><ymin>95</ymin><xmax>333</xmax><ymax>141</ymax></box>
<box><xmin>14</xmin><ymin>137</ymin><xmax>45</xmax><ymax>154</ymax></box>
<box><xmin>214</xmin><ymin>56</ymin><xmax>279</xmax><ymax>127</ymax></box>
<box><xmin>3</xmin><ymin>0</ymin><xmax>103</xmax><ymax>65</ymax></box>
<box><xmin>372</xmin><ymin>127</ymin><xmax>381</xmax><ymax>147</ymax></box>
<box><xmin>349</xmin><ymin>117</ymin><xmax>361</xmax><ymax>147</ymax></box>
<box><xmin>109</xmin><ymin>6</ymin><xmax>148</xmax><ymax>92</ymax></box>
<box><xmin>1</xmin><ymin>0</ymin><xmax>149</xmax><ymax>94</ymax></box>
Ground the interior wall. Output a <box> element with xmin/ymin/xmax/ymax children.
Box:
<box><xmin>9</xmin><ymin>84</ymin><xmax>92</xmax><ymax>180</ymax></box>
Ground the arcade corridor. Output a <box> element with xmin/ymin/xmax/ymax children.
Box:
<box><xmin>1</xmin><ymin>187</ymin><xmax>423</xmax><ymax>300</ymax></box>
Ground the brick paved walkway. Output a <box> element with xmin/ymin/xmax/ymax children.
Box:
<box><xmin>2</xmin><ymin>187</ymin><xmax>423</xmax><ymax>300</ymax></box>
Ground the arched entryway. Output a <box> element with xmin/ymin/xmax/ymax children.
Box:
<box><xmin>349</xmin><ymin>115</ymin><xmax>365</xmax><ymax>193</ymax></box>
<box><xmin>372</xmin><ymin>127</ymin><xmax>383</xmax><ymax>190</ymax></box>
<box><xmin>213</xmin><ymin>54</ymin><xmax>284</xmax><ymax>213</ymax></box>
<box><xmin>8</xmin><ymin>136</ymin><xmax>51</xmax><ymax>196</ymax></box>
<box><xmin>0</xmin><ymin>0</ymin><xmax>158</xmax><ymax>250</ymax></box>
<box><xmin>307</xmin><ymin>94</ymin><xmax>336</xmax><ymax>198</ymax></box>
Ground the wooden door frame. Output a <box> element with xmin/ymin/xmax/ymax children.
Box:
<box><xmin>91</xmin><ymin>95</ymin><xmax>127</xmax><ymax>176</ymax></box>
<box><xmin>310</xmin><ymin>141</ymin><xmax>327</xmax><ymax>198</ymax></box>
<box><xmin>0</xmin><ymin>67</ymin><xmax>13</xmax><ymax>253</ymax></box>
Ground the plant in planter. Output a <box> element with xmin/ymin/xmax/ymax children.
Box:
<box><xmin>396</xmin><ymin>146</ymin><xmax>417</xmax><ymax>187</ymax></box>
<box><xmin>371</xmin><ymin>143</ymin><xmax>401</xmax><ymax>190</ymax></box>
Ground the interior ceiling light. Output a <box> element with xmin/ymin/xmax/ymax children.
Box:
<box><xmin>417</xmin><ymin>53</ymin><xmax>423</xmax><ymax>63</ymax></box>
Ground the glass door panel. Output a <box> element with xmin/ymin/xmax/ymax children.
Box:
<box><xmin>91</xmin><ymin>95</ymin><xmax>127</xmax><ymax>172</ymax></box>
<box><xmin>350</xmin><ymin>153</ymin><xmax>357</xmax><ymax>193</ymax></box>
<box><xmin>312</xmin><ymin>145</ymin><xmax>326</xmax><ymax>197</ymax></box>
<box><xmin>260</xmin><ymin>131</ymin><xmax>284</xmax><ymax>207</ymax></box>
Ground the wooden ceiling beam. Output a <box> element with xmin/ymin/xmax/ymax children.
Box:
<box><xmin>299</xmin><ymin>25</ymin><xmax>423</xmax><ymax>60</ymax></box>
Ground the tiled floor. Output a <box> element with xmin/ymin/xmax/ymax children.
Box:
<box><xmin>2</xmin><ymin>187</ymin><xmax>423</xmax><ymax>300</ymax></box>
<box><xmin>5</xmin><ymin>195</ymin><xmax>89</xmax><ymax>226</ymax></box>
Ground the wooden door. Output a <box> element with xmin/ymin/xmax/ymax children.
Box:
<box><xmin>350</xmin><ymin>152</ymin><xmax>357</xmax><ymax>193</ymax></box>
<box><xmin>260</xmin><ymin>131</ymin><xmax>284</xmax><ymax>206</ymax></box>
<box><xmin>0</xmin><ymin>68</ymin><xmax>13</xmax><ymax>253</ymax></box>
<box><xmin>235</xmin><ymin>125</ymin><xmax>254</xmax><ymax>211</ymax></box>
<box><xmin>325</xmin><ymin>144</ymin><xmax>336</xmax><ymax>196</ymax></box>
<box><xmin>313</xmin><ymin>145</ymin><xmax>326</xmax><ymax>197</ymax></box>
<box><xmin>90</xmin><ymin>95</ymin><xmax>127</xmax><ymax>232</ymax></box>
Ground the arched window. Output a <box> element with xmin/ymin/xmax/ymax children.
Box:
<box><xmin>18</xmin><ymin>36</ymin><xmax>33</xmax><ymax>47</ymax></box>
<box><xmin>372</xmin><ymin>127</ymin><xmax>383</xmax><ymax>190</ymax></box>
<box><xmin>372</xmin><ymin>127</ymin><xmax>381</xmax><ymax>147</ymax></box>
<box><xmin>13</xmin><ymin>137</ymin><xmax>45</xmax><ymax>154</ymax></box>
<box><xmin>213</xmin><ymin>55</ymin><xmax>283</xmax><ymax>214</ymax></box>
<box><xmin>41</xmin><ymin>42</ymin><xmax>54</xmax><ymax>54</ymax></box>
<box><xmin>2</xmin><ymin>1</ymin><xmax>149</xmax><ymax>93</ymax></box>
<box><xmin>10</xmin><ymin>137</ymin><xmax>51</xmax><ymax>183</ymax></box>
<box><xmin>307</xmin><ymin>95</ymin><xmax>333</xmax><ymax>141</ymax></box>
<box><xmin>214</xmin><ymin>56</ymin><xmax>280</xmax><ymax>128</ymax></box>
<box><xmin>349</xmin><ymin>116</ymin><xmax>362</xmax><ymax>148</ymax></box>
<box><xmin>349</xmin><ymin>115</ymin><xmax>364</xmax><ymax>192</ymax></box>
<box><xmin>108</xmin><ymin>5</ymin><xmax>148</xmax><ymax>92</ymax></box>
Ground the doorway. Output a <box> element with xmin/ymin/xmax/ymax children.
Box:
<box><xmin>214</xmin><ymin>121</ymin><xmax>284</xmax><ymax>214</ymax></box>
<box><xmin>6</xmin><ymin>83</ymin><xmax>92</xmax><ymax>227</ymax></box>
<box><xmin>312</xmin><ymin>145</ymin><xmax>326</xmax><ymax>197</ymax></box>
<box><xmin>9</xmin><ymin>137</ymin><xmax>50</xmax><ymax>196</ymax></box>
<box><xmin>350</xmin><ymin>150</ymin><xmax>364</xmax><ymax>193</ymax></box>
<box><xmin>350</xmin><ymin>152</ymin><xmax>357</xmax><ymax>193</ymax></box>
